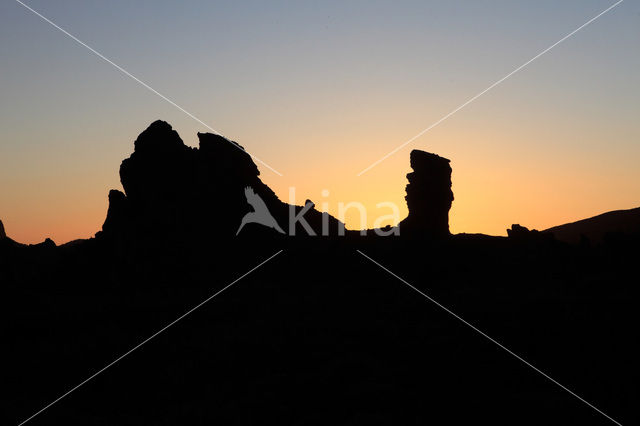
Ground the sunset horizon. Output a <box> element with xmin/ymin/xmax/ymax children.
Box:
<box><xmin>2</xmin><ymin>1</ymin><xmax>638</xmax><ymax>244</ymax></box>
<box><xmin>4</xmin><ymin>117</ymin><xmax>640</xmax><ymax>245</ymax></box>
<box><xmin>4</xmin><ymin>2</ymin><xmax>639</xmax><ymax>425</ymax></box>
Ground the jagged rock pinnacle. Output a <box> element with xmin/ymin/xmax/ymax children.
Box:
<box><xmin>399</xmin><ymin>150</ymin><xmax>454</xmax><ymax>236</ymax></box>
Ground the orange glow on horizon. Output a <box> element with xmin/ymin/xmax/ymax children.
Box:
<box><xmin>4</xmin><ymin>129</ymin><xmax>638</xmax><ymax>245</ymax></box>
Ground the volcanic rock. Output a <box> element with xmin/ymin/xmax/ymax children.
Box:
<box><xmin>100</xmin><ymin>120</ymin><xmax>344</xmax><ymax>241</ymax></box>
<box><xmin>399</xmin><ymin>150</ymin><xmax>453</xmax><ymax>236</ymax></box>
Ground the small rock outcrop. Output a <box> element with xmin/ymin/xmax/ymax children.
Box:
<box><xmin>507</xmin><ymin>224</ymin><xmax>533</xmax><ymax>238</ymax></box>
<box><xmin>507</xmin><ymin>224</ymin><xmax>554</xmax><ymax>244</ymax></box>
<box><xmin>101</xmin><ymin>190</ymin><xmax>128</xmax><ymax>233</ymax></box>
<box><xmin>399</xmin><ymin>150</ymin><xmax>453</xmax><ymax>236</ymax></box>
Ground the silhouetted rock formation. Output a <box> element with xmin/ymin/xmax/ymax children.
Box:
<box><xmin>100</xmin><ymin>120</ymin><xmax>344</xmax><ymax>241</ymax></box>
<box><xmin>507</xmin><ymin>224</ymin><xmax>554</xmax><ymax>245</ymax></box>
<box><xmin>507</xmin><ymin>224</ymin><xmax>536</xmax><ymax>238</ymax></box>
<box><xmin>31</xmin><ymin>238</ymin><xmax>56</xmax><ymax>249</ymax></box>
<box><xmin>4</xmin><ymin>120</ymin><xmax>640</xmax><ymax>426</ymax></box>
<box><xmin>0</xmin><ymin>220</ymin><xmax>24</xmax><ymax>249</ymax></box>
<box><xmin>101</xmin><ymin>190</ymin><xmax>128</xmax><ymax>233</ymax></box>
<box><xmin>399</xmin><ymin>150</ymin><xmax>453</xmax><ymax>236</ymax></box>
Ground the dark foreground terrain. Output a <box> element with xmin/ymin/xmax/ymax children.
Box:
<box><xmin>2</xmin><ymin>121</ymin><xmax>639</xmax><ymax>425</ymax></box>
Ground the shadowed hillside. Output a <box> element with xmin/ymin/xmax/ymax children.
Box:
<box><xmin>2</xmin><ymin>121</ymin><xmax>639</xmax><ymax>426</ymax></box>
<box><xmin>544</xmin><ymin>207</ymin><xmax>640</xmax><ymax>245</ymax></box>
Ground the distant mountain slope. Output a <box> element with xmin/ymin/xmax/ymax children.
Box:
<box><xmin>544</xmin><ymin>207</ymin><xmax>640</xmax><ymax>244</ymax></box>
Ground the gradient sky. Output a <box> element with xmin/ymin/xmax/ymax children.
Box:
<box><xmin>1</xmin><ymin>0</ymin><xmax>638</xmax><ymax>244</ymax></box>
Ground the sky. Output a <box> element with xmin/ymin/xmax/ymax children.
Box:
<box><xmin>1</xmin><ymin>0</ymin><xmax>638</xmax><ymax>244</ymax></box>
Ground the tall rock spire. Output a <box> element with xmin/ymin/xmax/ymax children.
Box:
<box><xmin>399</xmin><ymin>150</ymin><xmax>454</xmax><ymax>236</ymax></box>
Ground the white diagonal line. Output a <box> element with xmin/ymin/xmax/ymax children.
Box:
<box><xmin>14</xmin><ymin>0</ymin><xmax>283</xmax><ymax>177</ymax></box>
<box><xmin>356</xmin><ymin>249</ymin><xmax>623</xmax><ymax>426</ymax></box>
<box><xmin>18</xmin><ymin>249</ymin><xmax>284</xmax><ymax>426</ymax></box>
<box><xmin>357</xmin><ymin>0</ymin><xmax>624</xmax><ymax>176</ymax></box>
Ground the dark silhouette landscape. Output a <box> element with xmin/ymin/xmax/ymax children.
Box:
<box><xmin>2</xmin><ymin>121</ymin><xmax>639</xmax><ymax>425</ymax></box>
